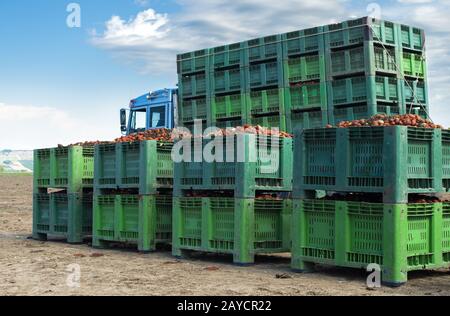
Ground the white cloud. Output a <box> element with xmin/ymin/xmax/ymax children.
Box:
<box><xmin>91</xmin><ymin>0</ymin><xmax>348</xmax><ymax>74</ymax></box>
<box><xmin>0</xmin><ymin>103</ymin><xmax>115</xmax><ymax>150</ymax></box>
<box><xmin>97</xmin><ymin>9</ymin><xmax>169</xmax><ymax>46</ymax></box>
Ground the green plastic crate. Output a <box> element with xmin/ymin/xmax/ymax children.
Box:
<box><xmin>247</xmin><ymin>88</ymin><xmax>285</xmax><ymax>116</ymax></box>
<box><xmin>173</xmin><ymin>197</ymin><xmax>292</xmax><ymax>264</ymax></box>
<box><xmin>287</xmin><ymin>110</ymin><xmax>328</xmax><ymax>133</ymax></box>
<box><xmin>324</xmin><ymin>17</ymin><xmax>398</xmax><ymax>48</ymax></box>
<box><xmin>328</xmin><ymin>76</ymin><xmax>402</xmax><ymax>107</ymax></box>
<box><xmin>329</xmin><ymin>104</ymin><xmax>401</xmax><ymax>125</ymax></box>
<box><xmin>32</xmin><ymin>192</ymin><xmax>93</xmax><ymax>243</ymax></box>
<box><xmin>293</xmin><ymin>126</ymin><xmax>445</xmax><ymax>203</ymax></box>
<box><xmin>210</xmin><ymin>94</ymin><xmax>247</xmax><ymax>121</ymax></box>
<box><xmin>179</xmin><ymin>73</ymin><xmax>208</xmax><ymax>98</ymax></box>
<box><xmin>327</xmin><ymin>44</ymin><xmax>398</xmax><ymax>78</ymax></box>
<box><xmin>210</xmin><ymin>42</ymin><xmax>247</xmax><ymax>69</ymax></box>
<box><xmin>247</xmin><ymin>35</ymin><xmax>283</xmax><ymax>62</ymax></box>
<box><xmin>284</xmin><ymin>54</ymin><xmax>326</xmax><ymax>83</ymax></box>
<box><xmin>285</xmin><ymin>83</ymin><xmax>327</xmax><ymax>112</ymax></box>
<box><xmin>402</xmin><ymin>52</ymin><xmax>426</xmax><ymax>78</ymax></box>
<box><xmin>179</xmin><ymin>98</ymin><xmax>207</xmax><ymax>124</ymax></box>
<box><xmin>248</xmin><ymin>61</ymin><xmax>284</xmax><ymax>89</ymax></box>
<box><xmin>174</xmin><ymin>134</ymin><xmax>293</xmax><ymax>198</ymax></box>
<box><xmin>211</xmin><ymin>118</ymin><xmax>245</xmax><ymax>130</ymax></box>
<box><xmin>282</xmin><ymin>27</ymin><xmax>325</xmax><ymax>57</ymax></box>
<box><xmin>248</xmin><ymin>113</ymin><xmax>287</xmax><ymax>132</ymax></box>
<box><xmin>399</xmin><ymin>24</ymin><xmax>425</xmax><ymax>51</ymax></box>
<box><xmin>177</xmin><ymin>49</ymin><xmax>209</xmax><ymax>75</ymax></box>
<box><xmin>210</xmin><ymin>68</ymin><xmax>246</xmax><ymax>94</ymax></box>
<box><xmin>403</xmin><ymin>79</ymin><xmax>428</xmax><ymax>106</ymax></box>
<box><xmin>292</xmin><ymin>199</ymin><xmax>449</xmax><ymax>285</ymax></box>
<box><xmin>34</xmin><ymin>149</ymin><xmax>51</xmax><ymax>188</ymax></box>
<box><xmin>94</xmin><ymin>141</ymin><xmax>174</xmax><ymax>194</ymax></box>
<box><xmin>173</xmin><ymin>137</ymin><xmax>205</xmax><ymax>190</ymax></box>
<box><xmin>93</xmin><ymin>194</ymin><xmax>172</xmax><ymax>251</ymax></box>
<box><xmin>33</xmin><ymin>146</ymin><xmax>94</xmax><ymax>193</ymax></box>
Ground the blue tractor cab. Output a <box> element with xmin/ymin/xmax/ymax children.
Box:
<box><xmin>120</xmin><ymin>88</ymin><xmax>178</xmax><ymax>135</ymax></box>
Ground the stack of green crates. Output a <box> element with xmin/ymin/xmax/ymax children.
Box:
<box><xmin>92</xmin><ymin>140</ymin><xmax>174</xmax><ymax>252</ymax></box>
<box><xmin>32</xmin><ymin>145</ymin><xmax>94</xmax><ymax>243</ymax></box>
<box><xmin>324</xmin><ymin>17</ymin><xmax>428</xmax><ymax>125</ymax></box>
<box><xmin>172</xmin><ymin>133</ymin><xmax>293</xmax><ymax>264</ymax></box>
<box><xmin>292</xmin><ymin>126</ymin><xmax>449</xmax><ymax>285</ymax></box>
<box><xmin>177</xmin><ymin>16</ymin><xmax>429</xmax><ymax>133</ymax></box>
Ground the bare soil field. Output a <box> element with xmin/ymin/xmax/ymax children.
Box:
<box><xmin>0</xmin><ymin>174</ymin><xmax>449</xmax><ymax>296</ymax></box>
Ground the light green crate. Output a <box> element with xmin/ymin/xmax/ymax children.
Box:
<box><xmin>292</xmin><ymin>199</ymin><xmax>450</xmax><ymax>286</ymax></box>
<box><xmin>93</xmin><ymin>194</ymin><xmax>172</xmax><ymax>251</ymax></box>
<box><xmin>173</xmin><ymin>197</ymin><xmax>292</xmax><ymax>264</ymax></box>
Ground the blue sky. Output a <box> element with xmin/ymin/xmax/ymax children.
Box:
<box><xmin>0</xmin><ymin>0</ymin><xmax>449</xmax><ymax>149</ymax></box>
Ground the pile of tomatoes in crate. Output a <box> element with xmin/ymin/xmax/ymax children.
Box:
<box><xmin>114</xmin><ymin>128</ymin><xmax>173</xmax><ymax>143</ymax></box>
<box><xmin>327</xmin><ymin>114</ymin><xmax>442</xmax><ymax>129</ymax></box>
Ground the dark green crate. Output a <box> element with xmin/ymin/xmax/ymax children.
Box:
<box><xmin>248</xmin><ymin>61</ymin><xmax>284</xmax><ymax>89</ymax></box>
<box><xmin>210</xmin><ymin>94</ymin><xmax>247</xmax><ymax>121</ymax></box>
<box><xmin>282</xmin><ymin>27</ymin><xmax>325</xmax><ymax>57</ymax></box>
<box><xmin>210</xmin><ymin>42</ymin><xmax>247</xmax><ymax>69</ymax></box>
<box><xmin>174</xmin><ymin>134</ymin><xmax>293</xmax><ymax>197</ymax></box>
<box><xmin>177</xmin><ymin>49</ymin><xmax>209</xmax><ymax>75</ymax></box>
<box><xmin>284</xmin><ymin>54</ymin><xmax>326</xmax><ymax>83</ymax></box>
<box><xmin>292</xmin><ymin>199</ymin><xmax>450</xmax><ymax>285</ymax></box>
<box><xmin>248</xmin><ymin>113</ymin><xmax>287</xmax><ymax>131</ymax></box>
<box><xmin>210</xmin><ymin>68</ymin><xmax>246</xmax><ymax>94</ymax></box>
<box><xmin>34</xmin><ymin>146</ymin><xmax>94</xmax><ymax>192</ymax></box>
<box><xmin>287</xmin><ymin>110</ymin><xmax>328</xmax><ymax>133</ymax></box>
<box><xmin>247</xmin><ymin>35</ymin><xmax>283</xmax><ymax>62</ymax></box>
<box><xmin>285</xmin><ymin>83</ymin><xmax>327</xmax><ymax>112</ymax></box>
<box><xmin>179</xmin><ymin>73</ymin><xmax>208</xmax><ymax>98</ymax></box>
<box><xmin>93</xmin><ymin>194</ymin><xmax>172</xmax><ymax>251</ymax></box>
<box><xmin>328</xmin><ymin>76</ymin><xmax>402</xmax><ymax>107</ymax></box>
<box><xmin>399</xmin><ymin>24</ymin><xmax>425</xmax><ymax>51</ymax></box>
<box><xmin>173</xmin><ymin>137</ymin><xmax>204</xmax><ymax>189</ymax></box>
<box><xmin>32</xmin><ymin>192</ymin><xmax>93</xmax><ymax>243</ymax></box>
<box><xmin>210</xmin><ymin>118</ymin><xmax>245</xmax><ymax>130</ymax></box>
<box><xmin>173</xmin><ymin>197</ymin><xmax>292</xmax><ymax>264</ymax></box>
<box><xmin>246</xmin><ymin>88</ymin><xmax>285</xmax><ymax>116</ymax></box>
<box><xmin>34</xmin><ymin>149</ymin><xmax>51</xmax><ymax>188</ymax></box>
<box><xmin>329</xmin><ymin>104</ymin><xmax>401</xmax><ymax>125</ymax></box>
<box><xmin>293</xmin><ymin>126</ymin><xmax>445</xmax><ymax>203</ymax></box>
<box><xmin>327</xmin><ymin>43</ymin><xmax>398</xmax><ymax>79</ymax></box>
<box><xmin>179</xmin><ymin>98</ymin><xmax>207</xmax><ymax>124</ymax></box>
<box><xmin>94</xmin><ymin>141</ymin><xmax>174</xmax><ymax>194</ymax></box>
<box><xmin>403</xmin><ymin>79</ymin><xmax>428</xmax><ymax>107</ymax></box>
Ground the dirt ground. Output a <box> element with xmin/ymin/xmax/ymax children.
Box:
<box><xmin>0</xmin><ymin>174</ymin><xmax>449</xmax><ymax>296</ymax></box>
